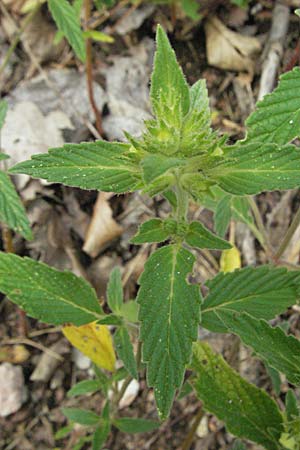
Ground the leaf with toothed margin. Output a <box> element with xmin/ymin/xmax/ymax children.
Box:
<box><xmin>0</xmin><ymin>252</ymin><xmax>103</xmax><ymax>325</ymax></box>
<box><xmin>150</xmin><ymin>25</ymin><xmax>190</xmax><ymax>124</ymax></box>
<box><xmin>137</xmin><ymin>244</ymin><xmax>201</xmax><ymax>420</ymax></box>
<box><xmin>9</xmin><ymin>141</ymin><xmax>142</xmax><ymax>194</ymax></box>
<box><xmin>220</xmin><ymin>312</ymin><xmax>300</xmax><ymax>385</ymax></box>
<box><xmin>191</xmin><ymin>342</ymin><xmax>284</xmax><ymax>450</ymax></box>
<box><xmin>245</xmin><ymin>67</ymin><xmax>300</xmax><ymax>145</ymax></box>
<box><xmin>48</xmin><ymin>0</ymin><xmax>86</xmax><ymax>62</ymax></box>
<box><xmin>185</xmin><ymin>221</ymin><xmax>231</xmax><ymax>250</ymax></box>
<box><xmin>208</xmin><ymin>142</ymin><xmax>300</xmax><ymax>195</ymax></box>
<box><xmin>0</xmin><ymin>171</ymin><xmax>33</xmax><ymax>240</ymax></box>
<box><xmin>201</xmin><ymin>265</ymin><xmax>300</xmax><ymax>333</ymax></box>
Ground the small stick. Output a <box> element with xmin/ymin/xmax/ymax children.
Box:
<box><xmin>258</xmin><ymin>1</ymin><xmax>290</xmax><ymax>100</ymax></box>
<box><xmin>274</xmin><ymin>207</ymin><xmax>300</xmax><ymax>261</ymax></box>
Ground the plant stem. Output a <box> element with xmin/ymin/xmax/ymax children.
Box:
<box><xmin>181</xmin><ymin>406</ymin><xmax>204</xmax><ymax>450</ymax></box>
<box><xmin>175</xmin><ymin>176</ymin><xmax>189</xmax><ymax>222</ymax></box>
<box><xmin>84</xmin><ymin>0</ymin><xmax>103</xmax><ymax>136</ymax></box>
<box><xmin>0</xmin><ymin>1</ymin><xmax>40</xmax><ymax>76</ymax></box>
<box><xmin>274</xmin><ymin>206</ymin><xmax>300</xmax><ymax>261</ymax></box>
<box><xmin>247</xmin><ymin>196</ymin><xmax>271</xmax><ymax>254</ymax></box>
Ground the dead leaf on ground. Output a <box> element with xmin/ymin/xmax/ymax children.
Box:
<box><xmin>205</xmin><ymin>16</ymin><xmax>261</xmax><ymax>73</ymax></box>
<box><xmin>21</xmin><ymin>9</ymin><xmax>65</xmax><ymax>64</ymax></box>
<box><xmin>83</xmin><ymin>193</ymin><xmax>123</xmax><ymax>258</ymax></box>
<box><xmin>0</xmin><ymin>345</ymin><xmax>30</xmax><ymax>364</ymax></box>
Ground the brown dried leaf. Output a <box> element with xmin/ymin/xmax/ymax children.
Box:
<box><xmin>0</xmin><ymin>345</ymin><xmax>30</xmax><ymax>364</ymax></box>
<box><xmin>205</xmin><ymin>16</ymin><xmax>261</xmax><ymax>73</ymax></box>
<box><xmin>83</xmin><ymin>193</ymin><xmax>123</xmax><ymax>258</ymax></box>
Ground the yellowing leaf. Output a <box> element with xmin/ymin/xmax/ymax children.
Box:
<box><xmin>63</xmin><ymin>322</ymin><xmax>116</xmax><ymax>371</ymax></box>
<box><xmin>220</xmin><ymin>245</ymin><xmax>241</xmax><ymax>273</ymax></box>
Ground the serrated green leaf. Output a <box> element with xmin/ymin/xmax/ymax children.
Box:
<box><xmin>185</xmin><ymin>221</ymin><xmax>231</xmax><ymax>250</ymax></box>
<box><xmin>137</xmin><ymin>244</ymin><xmax>201</xmax><ymax>420</ymax></box>
<box><xmin>231</xmin><ymin>196</ymin><xmax>254</xmax><ymax>227</ymax></box>
<box><xmin>0</xmin><ymin>252</ymin><xmax>103</xmax><ymax>325</ymax></box>
<box><xmin>201</xmin><ymin>265</ymin><xmax>300</xmax><ymax>333</ymax></box>
<box><xmin>191</xmin><ymin>342</ymin><xmax>284</xmax><ymax>450</ymax></box>
<box><xmin>67</xmin><ymin>379</ymin><xmax>102</xmax><ymax>397</ymax></box>
<box><xmin>245</xmin><ymin>67</ymin><xmax>300</xmax><ymax>145</ymax></box>
<box><xmin>48</xmin><ymin>0</ymin><xmax>86</xmax><ymax>61</ymax></box>
<box><xmin>9</xmin><ymin>141</ymin><xmax>142</xmax><ymax>193</ymax></box>
<box><xmin>220</xmin><ymin>312</ymin><xmax>300</xmax><ymax>385</ymax></box>
<box><xmin>150</xmin><ymin>25</ymin><xmax>190</xmax><ymax>124</ymax></box>
<box><xmin>0</xmin><ymin>100</ymin><xmax>8</xmax><ymax>130</ymax></box>
<box><xmin>210</xmin><ymin>142</ymin><xmax>300</xmax><ymax>195</ymax></box>
<box><xmin>0</xmin><ymin>171</ymin><xmax>33</xmax><ymax>240</ymax></box>
<box><xmin>113</xmin><ymin>418</ymin><xmax>160</xmax><ymax>434</ymax></box>
<box><xmin>114</xmin><ymin>326</ymin><xmax>138</xmax><ymax>379</ymax></box>
<box><xmin>214</xmin><ymin>194</ymin><xmax>231</xmax><ymax>237</ymax></box>
<box><xmin>131</xmin><ymin>219</ymin><xmax>176</xmax><ymax>244</ymax></box>
<box><xmin>107</xmin><ymin>267</ymin><xmax>123</xmax><ymax>313</ymax></box>
<box><xmin>62</xmin><ymin>408</ymin><xmax>100</xmax><ymax>426</ymax></box>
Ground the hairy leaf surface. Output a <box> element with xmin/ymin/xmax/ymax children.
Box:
<box><xmin>137</xmin><ymin>244</ymin><xmax>201</xmax><ymax>420</ymax></box>
<box><xmin>220</xmin><ymin>312</ymin><xmax>300</xmax><ymax>385</ymax></box>
<box><xmin>9</xmin><ymin>141</ymin><xmax>141</xmax><ymax>193</ymax></box>
<box><xmin>191</xmin><ymin>342</ymin><xmax>283</xmax><ymax>450</ymax></box>
<box><xmin>246</xmin><ymin>67</ymin><xmax>300</xmax><ymax>145</ymax></box>
<box><xmin>0</xmin><ymin>253</ymin><xmax>103</xmax><ymax>325</ymax></box>
<box><xmin>48</xmin><ymin>0</ymin><xmax>86</xmax><ymax>61</ymax></box>
<box><xmin>150</xmin><ymin>25</ymin><xmax>190</xmax><ymax>123</ymax></box>
<box><xmin>131</xmin><ymin>219</ymin><xmax>176</xmax><ymax>244</ymax></box>
<box><xmin>185</xmin><ymin>221</ymin><xmax>231</xmax><ymax>250</ymax></box>
<box><xmin>202</xmin><ymin>266</ymin><xmax>300</xmax><ymax>332</ymax></box>
<box><xmin>210</xmin><ymin>142</ymin><xmax>300</xmax><ymax>195</ymax></box>
<box><xmin>0</xmin><ymin>171</ymin><xmax>32</xmax><ymax>240</ymax></box>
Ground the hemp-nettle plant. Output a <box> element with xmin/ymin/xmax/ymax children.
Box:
<box><xmin>2</xmin><ymin>25</ymin><xmax>300</xmax><ymax>449</ymax></box>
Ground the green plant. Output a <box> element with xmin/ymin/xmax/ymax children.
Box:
<box><xmin>2</xmin><ymin>25</ymin><xmax>300</xmax><ymax>449</ymax></box>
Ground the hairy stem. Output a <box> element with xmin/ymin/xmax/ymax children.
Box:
<box><xmin>84</xmin><ymin>0</ymin><xmax>103</xmax><ymax>136</ymax></box>
<box><xmin>175</xmin><ymin>176</ymin><xmax>189</xmax><ymax>222</ymax></box>
<box><xmin>274</xmin><ymin>206</ymin><xmax>300</xmax><ymax>261</ymax></box>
